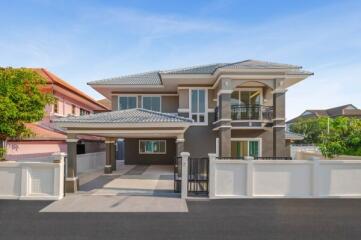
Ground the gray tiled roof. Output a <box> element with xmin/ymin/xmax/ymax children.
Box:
<box><xmin>88</xmin><ymin>71</ymin><xmax>161</xmax><ymax>85</ymax></box>
<box><xmin>54</xmin><ymin>108</ymin><xmax>192</xmax><ymax>124</ymax></box>
<box><xmin>88</xmin><ymin>60</ymin><xmax>308</xmax><ymax>85</ymax></box>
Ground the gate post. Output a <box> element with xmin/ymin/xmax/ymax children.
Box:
<box><xmin>208</xmin><ymin>153</ymin><xmax>217</xmax><ymax>199</ymax></box>
<box><xmin>180</xmin><ymin>152</ymin><xmax>190</xmax><ymax>199</ymax></box>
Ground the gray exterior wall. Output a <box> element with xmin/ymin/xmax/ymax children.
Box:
<box><xmin>124</xmin><ymin>138</ymin><xmax>176</xmax><ymax>165</ymax></box>
<box><xmin>162</xmin><ymin>96</ymin><xmax>178</xmax><ymax>113</ymax></box>
<box><xmin>111</xmin><ymin>95</ymin><xmax>118</xmax><ymax>111</ymax></box>
<box><xmin>182</xmin><ymin>113</ymin><xmax>217</xmax><ymax>157</ymax></box>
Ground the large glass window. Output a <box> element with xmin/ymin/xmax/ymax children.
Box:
<box><xmin>118</xmin><ymin>96</ymin><xmax>137</xmax><ymax>110</ymax></box>
<box><xmin>190</xmin><ymin>89</ymin><xmax>206</xmax><ymax>123</ymax></box>
<box><xmin>142</xmin><ymin>96</ymin><xmax>161</xmax><ymax>112</ymax></box>
<box><xmin>231</xmin><ymin>89</ymin><xmax>261</xmax><ymax>106</ymax></box>
<box><xmin>139</xmin><ymin>140</ymin><xmax>166</xmax><ymax>154</ymax></box>
<box><xmin>231</xmin><ymin>140</ymin><xmax>260</xmax><ymax>158</ymax></box>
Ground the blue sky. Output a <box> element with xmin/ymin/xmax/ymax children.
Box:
<box><xmin>1</xmin><ymin>0</ymin><xmax>360</xmax><ymax>119</ymax></box>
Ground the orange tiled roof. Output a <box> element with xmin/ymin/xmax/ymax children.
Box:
<box><xmin>25</xmin><ymin>123</ymin><xmax>67</xmax><ymax>140</ymax></box>
<box><xmin>97</xmin><ymin>98</ymin><xmax>111</xmax><ymax>109</ymax></box>
<box><xmin>32</xmin><ymin>68</ymin><xmax>109</xmax><ymax>110</ymax></box>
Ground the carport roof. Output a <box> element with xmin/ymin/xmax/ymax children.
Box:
<box><xmin>54</xmin><ymin>108</ymin><xmax>193</xmax><ymax>124</ymax></box>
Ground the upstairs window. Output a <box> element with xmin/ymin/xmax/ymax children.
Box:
<box><xmin>80</xmin><ymin>108</ymin><xmax>90</xmax><ymax>115</ymax></box>
<box><xmin>53</xmin><ymin>99</ymin><xmax>59</xmax><ymax>113</ymax></box>
<box><xmin>142</xmin><ymin>96</ymin><xmax>161</xmax><ymax>112</ymax></box>
<box><xmin>118</xmin><ymin>96</ymin><xmax>137</xmax><ymax>110</ymax></box>
<box><xmin>71</xmin><ymin>104</ymin><xmax>76</xmax><ymax>115</ymax></box>
<box><xmin>190</xmin><ymin>89</ymin><xmax>206</xmax><ymax>124</ymax></box>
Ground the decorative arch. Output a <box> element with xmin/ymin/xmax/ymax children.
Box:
<box><xmin>231</xmin><ymin>80</ymin><xmax>274</xmax><ymax>89</ymax></box>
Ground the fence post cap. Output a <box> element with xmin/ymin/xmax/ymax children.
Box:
<box><xmin>180</xmin><ymin>152</ymin><xmax>190</xmax><ymax>157</ymax></box>
<box><xmin>208</xmin><ymin>153</ymin><xmax>217</xmax><ymax>158</ymax></box>
<box><xmin>244</xmin><ymin>156</ymin><xmax>254</xmax><ymax>160</ymax></box>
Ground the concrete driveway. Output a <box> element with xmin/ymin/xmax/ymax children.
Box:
<box><xmin>41</xmin><ymin>165</ymin><xmax>188</xmax><ymax>212</ymax></box>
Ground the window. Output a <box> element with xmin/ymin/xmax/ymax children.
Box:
<box><xmin>80</xmin><ymin>108</ymin><xmax>90</xmax><ymax>115</ymax></box>
<box><xmin>71</xmin><ymin>104</ymin><xmax>76</xmax><ymax>115</ymax></box>
<box><xmin>231</xmin><ymin>139</ymin><xmax>260</xmax><ymax>158</ymax></box>
<box><xmin>53</xmin><ymin>99</ymin><xmax>58</xmax><ymax>113</ymax></box>
<box><xmin>231</xmin><ymin>89</ymin><xmax>261</xmax><ymax>106</ymax></box>
<box><xmin>139</xmin><ymin>140</ymin><xmax>166</xmax><ymax>154</ymax></box>
<box><xmin>118</xmin><ymin>96</ymin><xmax>137</xmax><ymax>110</ymax></box>
<box><xmin>142</xmin><ymin>96</ymin><xmax>161</xmax><ymax>112</ymax></box>
<box><xmin>190</xmin><ymin>89</ymin><xmax>206</xmax><ymax>124</ymax></box>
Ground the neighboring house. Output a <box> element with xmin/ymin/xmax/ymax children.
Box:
<box><xmin>287</xmin><ymin>104</ymin><xmax>361</xmax><ymax>124</ymax></box>
<box><xmin>6</xmin><ymin>68</ymin><xmax>109</xmax><ymax>160</ymax></box>
<box><xmin>55</xmin><ymin>59</ymin><xmax>313</xmax><ymax>192</ymax></box>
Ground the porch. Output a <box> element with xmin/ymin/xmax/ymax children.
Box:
<box><xmin>54</xmin><ymin>108</ymin><xmax>192</xmax><ymax>193</ymax></box>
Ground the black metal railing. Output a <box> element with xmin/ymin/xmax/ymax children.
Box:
<box><xmin>188</xmin><ymin>157</ymin><xmax>209</xmax><ymax>195</ymax></box>
<box><xmin>231</xmin><ymin>105</ymin><xmax>273</xmax><ymax>121</ymax></box>
<box><xmin>214</xmin><ymin>105</ymin><xmax>274</xmax><ymax>121</ymax></box>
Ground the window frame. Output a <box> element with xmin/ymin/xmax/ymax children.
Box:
<box><xmin>231</xmin><ymin>88</ymin><xmax>263</xmax><ymax>107</ymax></box>
<box><xmin>139</xmin><ymin>140</ymin><xmax>167</xmax><ymax>154</ymax></box>
<box><xmin>188</xmin><ymin>88</ymin><xmax>208</xmax><ymax>125</ymax></box>
<box><xmin>141</xmin><ymin>95</ymin><xmax>162</xmax><ymax>112</ymax></box>
<box><xmin>118</xmin><ymin>95</ymin><xmax>138</xmax><ymax>110</ymax></box>
<box><xmin>53</xmin><ymin>98</ymin><xmax>59</xmax><ymax>114</ymax></box>
<box><xmin>71</xmin><ymin>104</ymin><xmax>76</xmax><ymax>115</ymax></box>
<box><xmin>230</xmin><ymin>138</ymin><xmax>262</xmax><ymax>158</ymax></box>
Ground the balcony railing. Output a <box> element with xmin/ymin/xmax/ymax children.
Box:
<box><xmin>215</xmin><ymin>105</ymin><xmax>274</xmax><ymax>121</ymax></box>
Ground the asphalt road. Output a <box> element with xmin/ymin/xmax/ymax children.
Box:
<box><xmin>1</xmin><ymin>198</ymin><xmax>361</xmax><ymax>240</ymax></box>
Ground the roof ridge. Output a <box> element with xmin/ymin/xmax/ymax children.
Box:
<box><xmin>161</xmin><ymin>63</ymin><xmax>225</xmax><ymax>74</ymax></box>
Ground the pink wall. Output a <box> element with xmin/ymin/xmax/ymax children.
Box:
<box><xmin>6</xmin><ymin>141</ymin><xmax>66</xmax><ymax>161</ymax></box>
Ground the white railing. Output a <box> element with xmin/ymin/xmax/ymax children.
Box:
<box><xmin>77</xmin><ymin>151</ymin><xmax>106</xmax><ymax>174</ymax></box>
<box><xmin>209</xmin><ymin>154</ymin><xmax>361</xmax><ymax>198</ymax></box>
<box><xmin>0</xmin><ymin>153</ymin><xmax>65</xmax><ymax>200</ymax></box>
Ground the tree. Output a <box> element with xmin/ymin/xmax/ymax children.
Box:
<box><xmin>0</xmin><ymin>67</ymin><xmax>54</xmax><ymax>160</ymax></box>
<box><xmin>290</xmin><ymin>116</ymin><xmax>361</xmax><ymax>158</ymax></box>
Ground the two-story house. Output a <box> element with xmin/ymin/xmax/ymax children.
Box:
<box><xmin>55</xmin><ymin>60</ymin><xmax>312</xmax><ymax>192</ymax></box>
<box><xmin>6</xmin><ymin>68</ymin><xmax>109</xmax><ymax>160</ymax></box>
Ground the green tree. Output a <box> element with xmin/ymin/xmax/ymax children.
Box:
<box><xmin>0</xmin><ymin>67</ymin><xmax>54</xmax><ymax>160</ymax></box>
<box><xmin>290</xmin><ymin>116</ymin><xmax>361</xmax><ymax>158</ymax></box>
<box><xmin>289</xmin><ymin>117</ymin><xmax>324</xmax><ymax>144</ymax></box>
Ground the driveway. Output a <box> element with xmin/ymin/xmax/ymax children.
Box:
<box><xmin>1</xmin><ymin>199</ymin><xmax>361</xmax><ymax>240</ymax></box>
<box><xmin>41</xmin><ymin>164</ymin><xmax>188</xmax><ymax>212</ymax></box>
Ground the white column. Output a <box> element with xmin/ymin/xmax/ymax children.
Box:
<box><xmin>215</xmin><ymin>138</ymin><xmax>219</xmax><ymax>158</ymax></box>
<box><xmin>208</xmin><ymin>153</ymin><xmax>217</xmax><ymax>198</ymax></box>
<box><xmin>246</xmin><ymin>157</ymin><xmax>254</xmax><ymax>197</ymax></box>
<box><xmin>312</xmin><ymin>159</ymin><xmax>320</xmax><ymax>197</ymax></box>
<box><xmin>181</xmin><ymin>152</ymin><xmax>190</xmax><ymax>199</ymax></box>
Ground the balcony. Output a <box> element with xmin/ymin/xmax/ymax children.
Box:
<box><xmin>215</xmin><ymin>105</ymin><xmax>274</xmax><ymax>122</ymax></box>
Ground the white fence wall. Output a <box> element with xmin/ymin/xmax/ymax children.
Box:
<box><xmin>0</xmin><ymin>154</ymin><xmax>64</xmax><ymax>200</ymax></box>
<box><xmin>209</xmin><ymin>154</ymin><xmax>361</xmax><ymax>198</ymax></box>
<box><xmin>77</xmin><ymin>151</ymin><xmax>105</xmax><ymax>174</ymax></box>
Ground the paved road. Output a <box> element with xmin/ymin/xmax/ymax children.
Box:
<box><xmin>1</xmin><ymin>199</ymin><xmax>361</xmax><ymax>240</ymax></box>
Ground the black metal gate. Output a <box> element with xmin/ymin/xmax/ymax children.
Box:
<box><xmin>174</xmin><ymin>156</ymin><xmax>209</xmax><ymax>195</ymax></box>
<box><xmin>188</xmin><ymin>157</ymin><xmax>209</xmax><ymax>195</ymax></box>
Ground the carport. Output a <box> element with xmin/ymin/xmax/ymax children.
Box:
<box><xmin>55</xmin><ymin>108</ymin><xmax>192</xmax><ymax>193</ymax></box>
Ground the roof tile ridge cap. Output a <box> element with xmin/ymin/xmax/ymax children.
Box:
<box><xmin>90</xmin><ymin>70</ymin><xmax>161</xmax><ymax>83</ymax></box>
<box><xmin>162</xmin><ymin>63</ymin><xmax>224</xmax><ymax>74</ymax></box>
<box><xmin>211</xmin><ymin>61</ymin><xmax>247</xmax><ymax>74</ymax></box>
